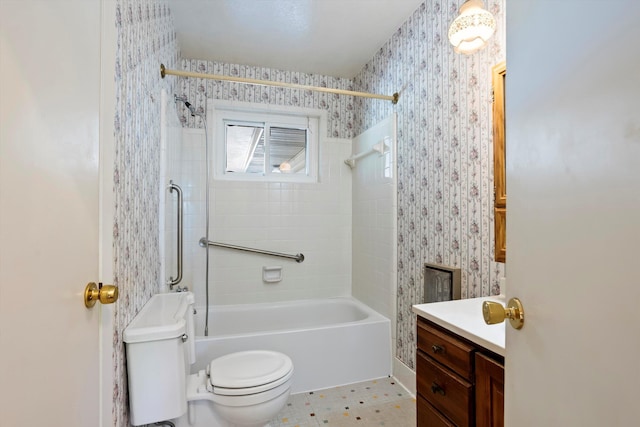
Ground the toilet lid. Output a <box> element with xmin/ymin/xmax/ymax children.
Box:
<box><xmin>209</xmin><ymin>350</ymin><xmax>293</xmax><ymax>390</ymax></box>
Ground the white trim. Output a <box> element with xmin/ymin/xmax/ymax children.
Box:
<box><xmin>99</xmin><ymin>0</ymin><xmax>117</xmax><ymax>426</ymax></box>
<box><xmin>325</xmin><ymin>137</ymin><xmax>352</xmax><ymax>145</ymax></box>
<box><xmin>392</xmin><ymin>357</ymin><xmax>416</xmax><ymax>397</ymax></box>
<box><xmin>183</xmin><ymin>127</ymin><xmax>206</xmax><ymax>136</ymax></box>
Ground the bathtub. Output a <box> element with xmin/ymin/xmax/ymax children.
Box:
<box><xmin>191</xmin><ymin>297</ymin><xmax>392</xmax><ymax>394</ymax></box>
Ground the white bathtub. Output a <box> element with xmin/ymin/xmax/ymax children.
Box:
<box><xmin>192</xmin><ymin>297</ymin><xmax>392</xmax><ymax>394</ymax></box>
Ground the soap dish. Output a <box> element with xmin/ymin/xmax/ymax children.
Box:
<box><xmin>262</xmin><ymin>266</ymin><xmax>283</xmax><ymax>283</ymax></box>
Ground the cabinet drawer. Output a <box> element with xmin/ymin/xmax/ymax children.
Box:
<box><xmin>417</xmin><ymin>318</ymin><xmax>474</xmax><ymax>380</ymax></box>
<box><xmin>417</xmin><ymin>394</ymin><xmax>455</xmax><ymax>427</ymax></box>
<box><xmin>417</xmin><ymin>350</ymin><xmax>473</xmax><ymax>427</ymax></box>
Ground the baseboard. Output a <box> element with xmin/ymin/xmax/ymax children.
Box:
<box><xmin>392</xmin><ymin>357</ymin><xmax>416</xmax><ymax>397</ymax></box>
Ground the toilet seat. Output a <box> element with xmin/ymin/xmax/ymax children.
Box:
<box><xmin>212</xmin><ymin>367</ymin><xmax>294</xmax><ymax>396</ymax></box>
<box><xmin>208</xmin><ymin>350</ymin><xmax>293</xmax><ymax>396</ymax></box>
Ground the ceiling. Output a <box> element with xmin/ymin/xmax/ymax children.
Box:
<box><xmin>169</xmin><ymin>0</ymin><xmax>425</xmax><ymax>78</ymax></box>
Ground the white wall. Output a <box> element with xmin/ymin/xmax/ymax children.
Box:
<box><xmin>179</xmin><ymin>128</ymin><xmax>352</xmax><ymax>309</ymax></box>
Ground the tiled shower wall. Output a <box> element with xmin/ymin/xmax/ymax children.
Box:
<box><xmin>208</xmin><ymin>138</ymin><xmax>353</xmax><ymax>305</ymax></box>
<box><xmin>176</xmin><ymin>129</ymin><xmax>353</xmax><ymax>311</ymax></box>
<box><xmin>353</xmin><ymin>0</ymin><xmax>507</xmax><ymax>369</ymax></box>
<box><xmin>113</xmin><ymin>1</ymin><xmax>179</xmax><ymax>426</ymax></box>
<box><xmin>174</xmin><ymin>61</ymin><xmax>361</xmax><ymax>309</ymax></box>
<box><xmin>351</xmin><ymin>114</ymin><xmax>398</xmax><ymax>354</ymax></box>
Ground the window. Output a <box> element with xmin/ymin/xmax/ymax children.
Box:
<box><xmin>212</xmin><ymin>103</ymin><xmax>320</xmax><ymax>183</ymax></box>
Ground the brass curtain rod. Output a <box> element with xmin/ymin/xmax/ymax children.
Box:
<box><xmin>160</xmin><ymin>64</ymin><xmax>399</xmax><ymax>104</ymax></box>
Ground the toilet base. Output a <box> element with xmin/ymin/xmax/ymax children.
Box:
<box><xmin>212</xmin><ymin>387</ymin><xmax>290</xmax><ymax>426</ymax></box>
<box><xmin>171</xmin><ymin>398</ymin><xmax>284</xmax><ymax>427</ymax></box>
<box><xmin>178</xmin><ymin>370</ymin><xmax>291</xmax><ymax>427</ymax></box>
<box><xmin>171</xmin><ymin>399</ymin><xmax>233</xmax><ymax>427</ymax></box>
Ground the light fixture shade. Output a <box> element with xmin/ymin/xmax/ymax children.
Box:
<box><xmin>448</xmin><ymin>0</ymin><xmax>496</xmax><ymax>55</ymax></box>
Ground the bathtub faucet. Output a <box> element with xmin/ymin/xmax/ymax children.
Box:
<box><xmin>174</xmin><ymin>285</ymin><xmax>189</xmax><ymax>292</ymax></box>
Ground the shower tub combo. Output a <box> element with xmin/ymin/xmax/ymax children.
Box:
<box><xmin>164</xmin><ymin>94</ymin><xmax>391</xmax><ymax>395</ymax></box>
<box><xmin>192</xmin><ymin>296</ymin><xmax>392</xmax><ymax>394</ymax></box>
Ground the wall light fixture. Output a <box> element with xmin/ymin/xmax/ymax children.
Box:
<box><xmin>448</xmin><ymin>0</ymin><xmax>496</xmax><ymax>55</ymax></box>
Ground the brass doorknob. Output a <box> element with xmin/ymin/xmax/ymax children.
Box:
<box><xmin>84</xmin><ymin>282</ymin><xmax>119</xmax><ymax>308</ymax></box>
<box><xmin>482</xmin><ymin>298</ymin><xmax>524</xmax><ymax>329</ymax></box>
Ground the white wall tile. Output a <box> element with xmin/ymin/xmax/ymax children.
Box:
<box><xmin>180</xmin><ymin>129</ymin><xmax>352</xmax><ymax>305</ymax></box>
<box><xmin>351</xmin><ymin>114</ymin><xmax>397</xmax><ymax>337</ymax></box>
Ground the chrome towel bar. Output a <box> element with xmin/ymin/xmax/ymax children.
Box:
<box><xmin>199</xmin><ymin>238</ymin><xmax>305</xmax><ymax>263</ymax></box>
<box><xmin>167</xmin><ymin>181</ymin><xmax>183</xmax><ymax>288</ymax></box>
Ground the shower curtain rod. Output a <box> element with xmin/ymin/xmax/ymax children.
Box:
<box><xmin>160</xmin><ymin>64</ymin><xmax>399</xmax><ymax>104</ymax></box>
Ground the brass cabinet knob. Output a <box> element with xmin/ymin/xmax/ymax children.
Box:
<box><xmin>482</xmin><ymin>298</ymin><xmax>524</xmax><ymax>330</ymax></box>
<box><xmin>84</xmin><ymin>282</ymin><xmax>119</xmax><ymax>308</ymax></box>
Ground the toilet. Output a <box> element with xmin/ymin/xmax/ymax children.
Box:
<box><xmin>123</xmin><ymin>291</ymin><xmax>293</xmax><ymax>427</ymax></box>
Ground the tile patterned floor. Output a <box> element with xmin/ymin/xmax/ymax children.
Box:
<box><xmin>269</xmin><ymin>377</ymin><xmax>416</xmax><ymax>427</ymax></box>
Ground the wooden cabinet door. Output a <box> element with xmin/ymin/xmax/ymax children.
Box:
<box><xmin>475</xmin><ymin>353</ymin><xmax>504</xmax><ymax>427</ymax></box>
<box><xmin>417</xmin><ymin>395</ymin><xmax>456</xmax><ymax>427</ymax></box>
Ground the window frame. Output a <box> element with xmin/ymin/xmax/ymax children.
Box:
<box><xmin>210</xmin><ymin>100</ymin><xmax>322</xmax><ymax>183</ymax></box>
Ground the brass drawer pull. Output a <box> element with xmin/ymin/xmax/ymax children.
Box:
<box><xmin>432</xmin><ymin>344</ymin><xmax>445</xmax><ymax>354</ymax></box>
<box><xmin>431</xmin><ymin>382</ymin><xmax>446</xmax><ymax>396</ymax></box>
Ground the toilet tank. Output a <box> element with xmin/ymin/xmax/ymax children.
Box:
<box><xmin>123</xmin><ymin>291</ymin><xmax>195</xmax><ymax>426</ymax></box>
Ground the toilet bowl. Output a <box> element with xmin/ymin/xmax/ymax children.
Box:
<box><xmin>123</xmin><ymin>292</ymin><xmax>294</xmax><ymax>427</ymax></box>
<box><xmin>188</xmin><ymin>350</ymin><xmax>293</xmax><ymax>426</ymax></box>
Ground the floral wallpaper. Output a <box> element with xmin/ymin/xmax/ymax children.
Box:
<box><xmin>113</xmin><ymin>0</ymin><xmax>179</xmax><ymax>426</ymax></box>
<box><xmin>177</xmin><ymin>59</ymin><xmax>356</xmax><ymax>138</ymax></box>
<box><xmin>353</xmin><ymin>0</ymin><xmax>507</xmax><ymax>369</ymax></box>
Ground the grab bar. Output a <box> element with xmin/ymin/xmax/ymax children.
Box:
<box><xmin>199</xmin><ymin>238</ymin><xmax>305</xmax><ymax>263</ymax></box>
<box><xmin>167</xmin><ymin>181</ymin><xmax>183</xmax><ymax>288</ymax></box>
<box><xmin>344</xmin><ymin>140</ymin><xmax>389</xmax><ymax>169</ymax></box>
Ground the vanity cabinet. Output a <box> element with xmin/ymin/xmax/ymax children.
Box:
<box><xmin>416</xmin><ymin>317</ymin><xmax>504</xmax><ymax>427</ymax></box>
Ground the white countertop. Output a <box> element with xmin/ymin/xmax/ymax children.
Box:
<box><xmin>412</xmin><ymin>296</ymin><xmax>506</xmax><ymax>356</ymax></box>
